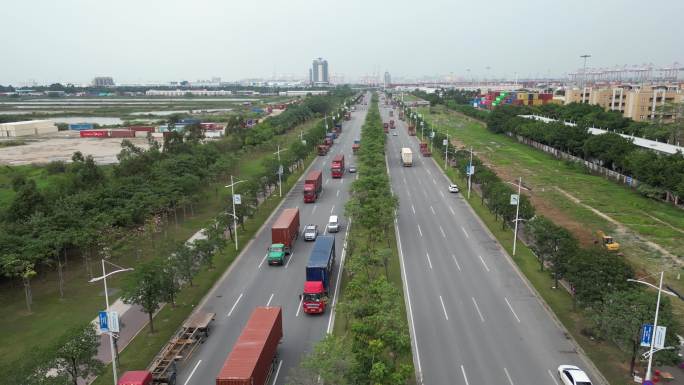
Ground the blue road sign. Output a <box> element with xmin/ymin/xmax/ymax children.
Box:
<box><xmin>99</xmin><ymin>311</ymin><xmax>109</xmax><ymax>333</ymax></box>
<box><xmin>640</xmin><ymin>324</ymin><xmax>653</xmax><ymax>347</ymax></box>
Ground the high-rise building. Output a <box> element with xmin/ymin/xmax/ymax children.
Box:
<box><xmin>92</xmin><ymin>77</ymin><xmax>115</xmax><ymax>87</ymax></box>
<box><xmin>311</xmin><ymin>58</ymin><xmax>329</xmax><ymax>85</ymax></box>
<box><xmin>384</xmin><ymin>71</ymin><xmax>391</xmax><ymax>88</ymax></box>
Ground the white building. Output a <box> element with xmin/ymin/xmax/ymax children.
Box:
<box><xmin>0</xmin><ymin>120</ymin><xmax>58</xmax><ymax>137</ymax></box>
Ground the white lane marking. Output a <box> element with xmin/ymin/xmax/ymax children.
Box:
<box><xmin>439</xmin><ymin>295</ymin><xmax>449</xmax><ymax>320</ymax></box>
<box><xmin>285</xmin><ymin>252</ymin><xmax>295</xmax><ymax>269</ymax></box>
<box><xmin>439</xmin><ymin>226</ymin><xmax>446</xmax><ymax>238</ymax></box>
<box><xmin>504</xmin><ymin>297</ymin><xmax>521</xmax><ymax>323</ymax></box>
<box><xmin>183</xmin><ymin>360</ymin><xmax>202</xmax><ymax>385</ymax></box>
<box><xmin>426</xmin><ymin>252</ymin><xmax>433</xmax><ymax>269</ymax></box>
<box><xmin>266</xmin><ymin>293</ymin><xmax>274</xmax><ymax>306</ymax></box>
<box><xmin>227</xmin><ymin>293</ymin><xmax>243</xmax><ymax>317</ymax></box>
<box><xmin>326</xmin><ymin>217</ymin><xmax>352</xmax><ymax>333</ymax></box>
<box><xmin>403</xmin><ymin>176</ymin><xmax>407</xmax><ymax>184</ymax></box>
<box><xmin>461</xmin><ymin>226</ymin><xmax>469</xmax><ymax>238</ymax></box>
<box><xmin>432</xmin><ymin>178</ymin><xmax>437</xmax><ymax>185</ymax></box>
<box><xmin>440</xmin><ymin>190</ymin><xmax>445</xmax><ymax>198</ymax></box>
<box><xmin>411</xmin><ymin>204</ymin><xmax>416</xmax><ymax>214</ymax></box>
<box><xmin>478</xmin><ymin>255</ymin><xmax>490</xmax><ymax>272</ymax></box>
<box><xmin>340</xmin><ymin>177</ymin><xmax>343</xmax><ymax>184</ymax></box>
<box><xmin>296</xmin><ymin>296</ymin><xmax>303</xmax><ymax>317</ymax></box>
<box><xmin>548</xmin><ymin>370</ymin><xmax>560</xmax><ymax>385</ymax></box>
<box><xmin>472</xmin><ymin>297</ymin><xmax>485</xmax><ymax>322</ymax></box>
<box><xmin>330</xmin><ymin>205</ymin><xmax>335</xmax><ymax>214</ymax></box>
<box><xmin>427</xmin><ymin>168</ymin><xmax>433</xmax><ymax>176</ymax></box>
<box><xmin>451</xmin><ymin>254</ymin><xmax>462</xmax><ymax>271</ymax></box>
<box><xmin>258</xmin><ymin>253</ymin><xmax>268</xmax><ymax>268</ymax></box>
<box><xmin>417</xmin><ymin>224</ymin><xmax>423</xmax><ymax>237</ymax></box>
<box><xmin>394</xmin><ymin>211</ymin><xmax>423</xmax><ymax>376</ymax></box>
<box><xmin>504</xmin><ymin>367</ymin><xmax>515</xmax><ymax>385</ymax></box>
<box><xmin>336</xmin><ymin>190</ymin><xmax>340</xmax><ymax>197</ymax></box>
<box><xmin>312</xmin><ymin>205</ymin><xmax>317</xmax><ymax>214</ymax></box>
<box><xmin>272</xmin><ymin>360</ymin><xmax>283</xmax><ymax>385</ymax></box>
<box><xmin>449</xmin><ymin>206</ymin><xmax>455</xmax><ymax>215</ymax></box>
<box><xmin>325</xmin><ymin>178</ymin><xmax>329</xmax><ymax>185</ymax></box>
<box><xmin>461</xmin><ymin>365</ymin><xmax>470</xmax><ymax>385</ymax></box>
<box><xmin>407</xmin><ymin>190</ymin><xmax>411</xmax><ymax>198</ymax></box>
<box><xmin>430</xmin><ymin>206</ymin><xmax>435</xmax><ymax>215</ymax></box>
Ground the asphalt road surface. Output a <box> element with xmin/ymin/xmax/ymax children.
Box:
<box><xmin>175</xmin><ymin>93</ymin><xmax>369</xmax><ymax>385</ymax></box>
<box><xmin>381</xmin><ymin>96</ymin><xmax>603</xmax><ymax>385</ymax></box>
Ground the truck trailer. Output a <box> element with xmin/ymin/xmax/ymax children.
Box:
<box><xmin>352</xmin><ymin>140</ymin><xmax>360</xmax><ymax>154</ymax></box>
<box><xmin>302</xmin><ymin>236</ymin><xmax>336</xmax><ymax>314</ymax></box>
<box><xmin>317</xmin><ymin>144</ymin><xmax>329</xmax><ymax>156</ymax></box>
<box><xmin>216</xmin><ymin>307</ymin><xmax>283</xmax><ymax>385</ymax></box>
<box><xmin>419</xmin><ymin>142</ymin><xmax>431</xmax><ymax>157</ymax></box>
<box><xmin>268</xmin><ymin>208</ymin><xmax>300</xmax><ymax>265</ymax></box>
<box><xmin>331</xmin><ymin>154</ymin><xmax>345</xmax><ymax>178</ymax></box>
<box><xmin>401</xmin><ymin>148</ymin><xmax>413</xmax><ymax>166</ymax></box>
<box><xmin>303</xmin><ymin>170</ymin><xmax>323</xmax><ymax>203</ymax></box>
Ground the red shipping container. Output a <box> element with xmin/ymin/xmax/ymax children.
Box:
<box><xmin>109</xmin><ymin>130</ymin><xmax>135</xmax><ymax>138</ymax></box>
<box><xmin>80</xmin><ymin>130</ymin><xmax>108</xmax><ymax>138</ymax></box>
<box><xmin>216</xmin><ymin>307</ymin><xmax>283</xmax><ymax>385</ymax></box>
<box><xmin>128</xmin><ymin>126</ymin><xmax>155</xmax><ymax>132</ymax></box>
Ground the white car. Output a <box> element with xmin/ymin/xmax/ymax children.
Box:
<box><xmin>392</xmin><ymin>132</ymin><xmax>398</xmax><ymax>136</ymax></box>
<box><xmin>448</xmin><ymin>183</ymin><xmax>459</xmax><ymax>193</ymax></box>
<box><xmin>558</xmin><ymin>365</ymin><xmax>592</xmax><ymax>385</ymax></box>
<box><xmin>327</xmin><ymin>215</ymin><xmax>339</xmax><ymax>233</ymax></box>
<box><xmin>303</xmin><ymin>224</ymin><xmax>318</xmax><ymax>241</ymax></box>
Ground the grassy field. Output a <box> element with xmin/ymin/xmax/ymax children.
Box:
<box><xmin>431</xmin><ymin>153</ymin><xmax>630</xmax><ymax>385</ymax></box>
<box><xmin>418</xmin><ymin>105</ymin><xmax>684</xmax><ymax>322</ymax></box>
<box><xmin>0</xmin><ymin>117</ymin><xmax>320</xmax><ymax>377</ymax></box>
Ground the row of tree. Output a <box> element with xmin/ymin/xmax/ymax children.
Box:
<box><xmin>290</xmin><ymin>94</ymin><xmax>413</xmax><ymax>384</ymax></box>
<box><xmin>400</xmin><ymin>96</ymin><xmax>681</xmax><ymax>374</ymax></box>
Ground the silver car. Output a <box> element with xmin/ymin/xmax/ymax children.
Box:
<box><xmin>303</xmin><ymin>224</ymin><xmax>318</xmax><ymax>241</ymax></box>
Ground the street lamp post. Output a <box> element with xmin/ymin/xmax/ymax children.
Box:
<box><xmin>444</xmin><ymin>129</ymin><xmax>449</xmax><ymax>167</ymax></box>
<box><xmin>88</xmin><ymin>260</ymin><xmax>134</xmax><ymax>385</ymax></box>
<box><xmin>467</xmin><ymin>147</ymin><xmax>473</xmax><ymax>199</ymax></box>
<box><xmin>274</xmin><ymin>145</ymin><xmax>286</xmax><ymax>197</ymax></box>
<box><xmin>628</xmin><ymin>272</ymin><xmax>678</xmax><ymax>384</ymax></box>
<box><xmin>225</xmin><ymin>176</ymin><xmax>246</xmax><ymax>250</ymax></box>
<box><xmin>512</xmin><ymin>177</ymin><xmax>522</xmax><ymax>256</ymax></box>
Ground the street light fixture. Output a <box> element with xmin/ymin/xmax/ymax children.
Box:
<box><xmin>225</xmin><ymin>176</ymin><xmax>247</xmax><ymax>250</ymax></box>
<box><xmin>627</xmin><ymin>272</ymin><xmax>677</xmax><ymax>384</ymax></box>
<box><xmin>273</xmin><ymin>145</ymin><xmax>287</xmax><ymax>197</ymax></box>
<box><xmin>88</xmin><ymin>260</ymin><xmax>134</xmax><ymax>385</ymax></box>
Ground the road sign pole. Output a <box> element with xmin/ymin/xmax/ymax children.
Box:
<box><xmin>232</xmin><ymin>175</ymin><xmax>238</xmax><ymax>250</ymax></box>
<box><xmin>512</xmin><ymin>177</ymin><xmax>522</xmax><ymax>256</ymax></box>
<box><xmin>644</xmin><ymin>271</ymin><xmax>665</xmax><ymax>383</ymax></box>
<box><xmin>102</xmin><ymin>260</ymin><xmax>118</xmax><ymax>385</ymax></box>
<box><xmin>467</xmin><ymin>147</ymin><xmax>473</xmax><ymax>199</ymax></box>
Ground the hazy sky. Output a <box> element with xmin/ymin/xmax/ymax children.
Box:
<box><xmin>3</xmin><ymin>0</ymin><xmax>682</xmax><ymax>85</ymax></box>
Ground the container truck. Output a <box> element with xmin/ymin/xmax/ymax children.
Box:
<box><xmin>390</xmin><ymin>119</ymin><xmax>395</xmax><ymax>129</ymax></box>
<box><xmin>345</xmin><ymin>112</ymin><xmax>351</xmax><ymax>120</ymax></box>
<box><xmin>401</xmin><ymin>148</ymin><xmax>413</xmax><ymax>166</ymax></box>
<box><xmin>399</xmin><ymin>111</ymin><xmax>405</xmax><ymax>121</ymax></box>
<box><xmin>419</xmin><ymin>142</ymin><xmax>432</xmax><ymax>157</ymax></box>
<box><xmin>389</xmin><ymin>110</ymin><xmax>394</xmax><ymax>117</ymax></box>
<box><xmin>383</xmin><ymin>122</ymin><xmax>389</xmax><ymax>130</ymax></box>
<box><xmin>216</xmin><ymin>307</ymin><xmax>283</xmax><ymax>385</ymax></box>
<box><xmin>302</xmin><ymin>236</ymin><xmax>336</xmax><ymax>314</ymax></box>
<box><xmin>317</xmin><ymin>144</ymin><xmax>329</xmax><ymax>156</ymax></box>
<box><xmin>352</xmin><ymin>140</ymin><xmax>360</xmax><ymax>154</ymax></box>
<box><xmin>331</xmin><ymin>154</ymin><xmax>345</xmax><ymax>178</ymax></box>
<box><xmin>303</xmin><ymin>170</ymin><xmax>323</xmax><ymax>203</ymax></box>
<box><xmin>268</xmin><ymin>208</ymin><xmax>300</xmax><ymax>265</ymax></box>
<box><xmin>334</xmin><ymin>123</ymin><xmax>342</xmax><ymax>134</ymax></box>
<box><xmin>408</xmin><ymin>124</ymin><xmax>416</xmax><ymax>136</ymax></box>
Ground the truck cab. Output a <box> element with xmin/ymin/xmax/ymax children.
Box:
<box><xmin>268</xmin><ymin>243</ymin><xmax>286</xmax><ymax>265</ymax></box>
<box><xmin>302</xmin><ymin>281</ymin><xmax>327</xmax><ymax>313</ymax></box>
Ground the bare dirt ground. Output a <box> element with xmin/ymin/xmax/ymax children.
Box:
<box><xmin>0</xmin><ymin>131</ymin><xmax>150</xmax><ymax>165</ymax></box>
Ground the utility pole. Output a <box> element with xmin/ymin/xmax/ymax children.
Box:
<box><xmin>580</xmin><ymin>54</ymin><xmax>591</xmax><ymax>103</ymax></box>
<box><xmin>512</xmin><ymin>177</ymin><xmax>522</xmax><ymax>256</ymax></box>
<box><xmin>467</xmin><ymin>147</ymin><xmax>473</xmax><ymax>199</ymax></box>
<box><xmin>274</xmin><ymin>145</ymin><xmax>286</xmax><ymax>197</ymax></box>
<box><xmin>444</xmin><ymin>130</ymin><xmax>449</xmax><ymax>167</ymax></box>
<box><xmin>226</xmin><ymin>176</ymin><xmax>246</xmax><ymax>250</ymax></box>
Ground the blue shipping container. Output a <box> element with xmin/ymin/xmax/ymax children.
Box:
<box><xmin>179</xmin><ymin>118</ymin><xmax>200</xmax><ymax>125</ymax></box>
<box><xmin>69</xmin><ymin>123</ymin><xmax>94</xmax><ymax>131</ymax></box>
<box><xmin>305</xmin><ymin>236</ymin><xmax>335</xmax><ymax>291</ymax></box>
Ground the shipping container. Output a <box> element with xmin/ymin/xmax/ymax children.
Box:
<box><xmin>128</xmin><ymin>126</ymin><xmax>155</xmax><ymax>132</ymax></box>
<box><xmin>118</xmin><ymin>371</ymin><xmax>152</xmax><ymax>385</ymax></box>
<box><xmin>269</xmin><ymin>208</ymin><xmax>300</xmax><ymax>264</ymax></box>
<box><xmin>80</xmin><ymin>130</ymin><xmax>109</xmax><ymax>138</ymax></box>
<box><xmin>216</xmin><ymin>307</ymin><xmax>283</xmax><ymax>385</ymax></box>
<box><xmin>109</xmin><ymin>130</ymin><xmax>135</xmax><ymax>138</ymax></box>
<box><xmin>134</xmin><ymin>130</ymin><xmax>150</xmax><ymax>138</ymax></box>
<box><xmin>69</xmin><ymin>123</ymin><xmax>95</xmax><ymax>131</ymax></box>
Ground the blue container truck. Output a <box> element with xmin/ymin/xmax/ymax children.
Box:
<box><xmin>302</xmin><ymin>235</ymin><xmax>335</xmax><ymax>314</ymax></box>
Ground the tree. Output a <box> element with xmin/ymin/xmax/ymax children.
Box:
<box><xmin>565</xmin><ymin>248</ymin><xmax>633</xmax><ymax>306</ymax></box>
<box><xmin>53</xmin><ymin>323</ymin><xmax>103</xmax><ymax>385</ymax></box>
<box><xmin>293</xmin><ymin>335</ymin><xmax>357</xmax><ymax>385</ymax></box>
<box><xmin>159</xmin><ymin>259</ymin><xmax>180</xmax><ymax>307</ymax></box>
<box><xmin>591</xmin><ymin>289</ymin><xmax>679</xmax><ymax>375</ymax></box>
<box><xmin>5</xmin><ymin>178</ymin><xmax>44</xmax><ymax>223</ymax></box>
<box><xmin>121</xmin><ymin>261</ymin><xmax>164</xmax><ymax>333</ymax></box>
<box><xmin>527</xmin><ymin>216</ymin><xmax>578</xmax><ymax>288</ymax></box>
<box><xmin>0</xmin><ymin>254</ymin><xmax>37</xmax><ymax>312</ymax></box>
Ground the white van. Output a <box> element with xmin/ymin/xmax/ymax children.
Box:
<box><xmin>327</xmin><ymin>215</ymin><xmax>339</xmax><ymax>233</ymax></box>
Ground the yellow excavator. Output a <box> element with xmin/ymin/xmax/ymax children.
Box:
<box><xmin>596</xmin><ymin>230</ymin><xmax>620</xmax><ymax>251</ymax></box>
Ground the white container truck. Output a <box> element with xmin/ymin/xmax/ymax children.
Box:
<box><xmin>401</xmin><ymin>147</ymin><xmax>413</xmax><ymax>167</ymax></box>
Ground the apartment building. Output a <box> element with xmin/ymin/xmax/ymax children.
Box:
<box><xmin>564</xmin><ymin>84</ymin><xmax>683</xmax><ymax>122</ymax></box>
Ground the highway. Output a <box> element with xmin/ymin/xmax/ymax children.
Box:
<box><xmin>381</xmin><ymin>96</ymin><xmax>601</xmax><ymax>385</ymax></box>
<box><xmin>176</xmin><ymin>93</ymin><xmax>369</xmax><ymax>385</ymax></box>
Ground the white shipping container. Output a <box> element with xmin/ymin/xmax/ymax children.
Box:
<box><xmin>134</xmin><ymin>130</ymin><xmax>150</xmax><ymax>138</ymax></box>
<box><xmin>151</xmin><ymin>132</ymin><xmax>164</xmax><ymax>138</ymax></box>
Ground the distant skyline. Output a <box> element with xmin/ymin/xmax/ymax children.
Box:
<box><xmin>2</xmin><ymin>0</ymin><xmax>682</xmax><ymax>85</ymax></box>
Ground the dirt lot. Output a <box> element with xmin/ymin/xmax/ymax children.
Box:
<box><xmin>0</xmin><ymin>131</ymin><xmax>151</xmax><ymax>165</ymax></box>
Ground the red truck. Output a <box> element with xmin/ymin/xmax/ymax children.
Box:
<box><xmin>216</xmin><ymin>307</ymin><xmax>283</xmax><ymax>385</ymax></box>
<box><xmin>352</xmin><ymin>141</ymin><xmax>360</xmax><ymax>154</ymax></box>
<box><xmin>390</xmin><ymin>119</ymin><xmax>395</xmax><ymax>129</ymax></box>
<box><xmin>420</xmin><ymin>142</ymin><xmax>432</xmax><ymax>157</ymax></box>
<box><xmin>399</xmin><ymin>111</ymin><xmax>405</xmax><ymax>121</ymax></box>
<box><xmin>345</xmin><ymin>112</ymin><xmax>351</xmax><ymax>120</ymax></box>
<box><xmin>317</xmin><ymin>144</ymin><xmax>329</xmax><ymax>156</ymax></box>
<box><xmin>331</xmin><ymin>154</ymin><xmax>345</xmax><ymax>178</ymax></box>
<box><xmin>118</xmin><ymin>371</ymin><xmax>152</xmax><ymax>385</ymax></box>
<box><xmin>303</xmin><ymin>170</ymin><xmax>323</xmax><ymax>203</ymax></box>
<box><xmin>408</xmin><ymin>124</ymin><xmax>416</xmax><ymax>136</ymax></box>
<box><xmin>268</xmin><ymin>208</ymin><xmax>300</xmax><ymax>265</ymax></box>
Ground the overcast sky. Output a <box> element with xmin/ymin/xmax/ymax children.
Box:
<box><xmin>2</xmin><ymin>0</ymin><xmax>682</xmax><ymax>85</ymax></box>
